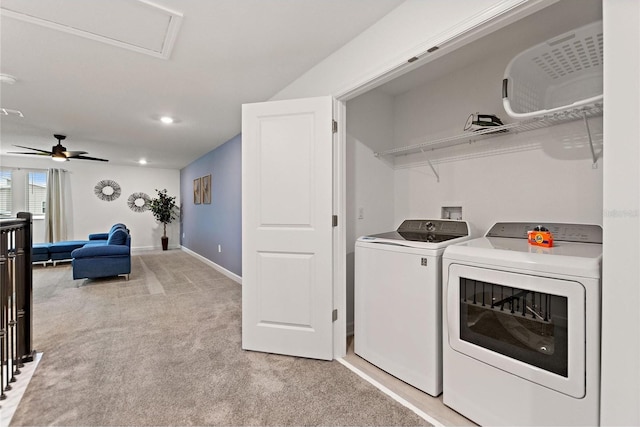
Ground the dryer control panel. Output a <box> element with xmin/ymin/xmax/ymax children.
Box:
<box><xmin>485</xmin><ymin>222</ymin><xmax>602</xmax><ymax>244</ymax></box>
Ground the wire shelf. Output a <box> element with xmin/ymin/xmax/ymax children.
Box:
<box><xmin>374</xmin><ymin>103</ymin><xmax>603</xmax><ymax>158</ymax></box>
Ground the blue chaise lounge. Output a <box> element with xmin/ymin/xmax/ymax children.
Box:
<box><xmin>71</xmin><ymin>225</ymin><xmax>131</xmax><ymax>280</ymax></box>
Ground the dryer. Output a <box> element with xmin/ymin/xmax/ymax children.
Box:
<box><xmin>355</xmin><ymin>219</ymin><xmax>470</xmax><ymax>396</ymax></box>
<box><xmin>442</xmin><ymin>222</ymin><xmax>602</xmax><ymax>426</ymax></box>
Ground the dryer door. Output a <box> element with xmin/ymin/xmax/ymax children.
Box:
<box><xmin>446</xmin><ymin>264</ymin><xmax>586</xmax><ymax>398</ymax></box>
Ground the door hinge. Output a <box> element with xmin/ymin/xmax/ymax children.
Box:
<box><xmin>332</xmin><ymin>215</ymin><xmax>338</xmax><ymax>227</ymax></box>
<box><xmin>332</xmin><ymin>309</ymin><xmax>338</xmax><ymax>322</ymax></box>
<box><xmin>332</xmin><ymin>119</ymin><xmax>338</xmax><ymax>134</ymax></box>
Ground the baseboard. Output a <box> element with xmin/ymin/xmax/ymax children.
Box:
<box><xmin>181</xmin><ymin>246</ymin><xmax>242</xmax><ymax>285</ymax></box>
<box><xmin>131</xmin><ymin>245</ymin><xmax>181</xmax><ymax>253</ymax></box>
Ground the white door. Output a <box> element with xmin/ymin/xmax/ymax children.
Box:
<box><xmin>242</xmin><ymin>96</ymin><xmax>334</xmax><ymax>360</ymax></box>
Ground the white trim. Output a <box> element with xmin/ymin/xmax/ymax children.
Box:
<box><xmin>0</xmin><ymin>352</ymin><xmax>42</xmax><ymax>427</ymax></box>
<box><xmin>336</xmin><ymin>357</ymin><xmax>444</xmax><ymax>427</ymax></box>
<box><xmin>334</xmin><ymin>0</ymin><xmax>558</xmax><ymax>101</ymax></box>
<box><xmin>181</xmin><ymin>246</ymin><xmax>242</xmax><ymax>285</ymax></box>
<box><xmin>332</xmin><ymin>99</ymin><xmax>347</xmax><ymax>359</ymax></box>
<box><xmin>0</xmin><ymin>0</ymin><xmax>182</xmax><ymax>60</ymax></box>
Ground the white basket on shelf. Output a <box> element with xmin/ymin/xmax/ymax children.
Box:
<box><xmin>502</xmin><ymin>20</ymin><xmax>603</xmax><ymax>119</ymax></box>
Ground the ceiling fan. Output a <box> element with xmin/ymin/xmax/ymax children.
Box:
<box><xmin>10</xmin><ymin>134</ymin><xmax>108</xmax><ymax>162</ymax></box>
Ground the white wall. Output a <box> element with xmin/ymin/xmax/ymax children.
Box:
<box><xmin>600</xmin><ymin>0</ymin><xmax>640</xmax><ymax>424</ymax></box>
<box><xmin>345</xmin><ymin>90</ymin><xmax>396</xmax><ymax>332</ymax></box>
<box><xmin>346</xmin><ymin>90</ymin><xmax>397</xmax><ymax>245</ymax></box>
<box><xmin>2</xmin><ymin>157</ymin><xmax>180</xmax><ymax>250</ymax></box>
<box><xmin>390</xmin><ymin>39</ymin><xmax>603</xmax><ymax>234</ymax></box>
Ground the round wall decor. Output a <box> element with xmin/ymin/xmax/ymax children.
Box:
<box><xmin>128</xmin><ymin>192</ymin><xmax>150</xmax><ymax>213</ymax></box>
<box><xmin>94</xmin><ymin>179</ymin><xmax>121</xmax><ymax>202</ymax></box>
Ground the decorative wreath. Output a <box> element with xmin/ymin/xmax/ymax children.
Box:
<box><xmin>94</xmin><ymin>179</ymin><xmax>121</xmax><ymax>202</ymax></box>
<box><xmin>127</xmin><ymin>192</ymin><xmax>150</xmax><ymax>213</ymax></box>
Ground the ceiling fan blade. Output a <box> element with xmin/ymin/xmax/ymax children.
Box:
<box><xmin>8</xmin><ymin>151</ymin><xmax>52</xmax><ymax>156</ymax></box>
<box><xmin>63</xmin><ymin>151</ymin><xmax>88</xmax><ymax>157</ymax></box>
<box><xmin>13</xmin><ymin>145</ymin><xmax>54</xmax><ymax>154</ymax></box>
<box><xmin>74</xmin><ymin>155</ymin><xmax>109</xmax><ymax>162</ymax></box>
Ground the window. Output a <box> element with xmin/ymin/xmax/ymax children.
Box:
<box><xmin>0</xmin><ymin>170</ymin><xmax>11</xmax><ymax>218</ymax></box>
<box><xmin>0</xmin><ymin>169</ymin><xmax>48</xmax><ymax>218</ymax></box>
<box><xmin>26</xmin><ymin>171</ymin><xmax>47</xmax><ymax>216</ymax></box>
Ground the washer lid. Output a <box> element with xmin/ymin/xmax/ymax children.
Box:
<box><xmin>358</xmin><ymin>219</ymin><xmax>471</xmax><ymax>249</ymax></box>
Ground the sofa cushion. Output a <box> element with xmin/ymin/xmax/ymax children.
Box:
<box><xmin>49</xmin><ymin>240</ymin><xmax>90</xmax><ymax>253</ymax></box>
<box><xmin>49</xmin><ymin>240</ymin><xmax>90</xmax><ymax>261</ymax></box>
<box><xmin>110</xmin><ymin>223</ymin><xmax>126</xmax><ymax>232</ymax></box>
<box><xmin>88</xmin><ymin>232</ymin><xmax>109</xmax><ymax>241</ymax></box>
<box><xmin>32</xmin><ymin>243</ymin><xmax>51</xmax><ymax>262</ymax></box>
<box><xmin>71</xmin><ymin>244</ymin><xmax>130</xmax><ymax>259</ymax></box>
<box><xmin>89</xmin><ymin>224</ymin><xmax>127</xmax><ymax>241</ymax></box>
<box><xmin>107</xmin><ymin>229</ymin><xmax>128</xmax><ymax>245</ymax></box>
<box><xmin>32</xmin><ymin>243</ymin><xmax>51</xmax><ymax>255</ymax></box>
<box><xmin>83</xmin><ymin>241</ymin><xmax>108</xmax><ymax>247</ymax></box>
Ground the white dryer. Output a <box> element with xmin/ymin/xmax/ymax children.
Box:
<box><xmin>355</xmin><ymin>219</ymin><xmax>471</xmax><ymax>396</ymax></box>
<box><xmin>442</xmin><ymin>222</ymin><xmax>602</xmax><ymax>426</ymax></box>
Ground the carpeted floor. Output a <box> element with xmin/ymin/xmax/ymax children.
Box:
<box><xmin>10</xmin><ymin>251</ymin><xmax>431</xmax><ymax>426</ymax></box>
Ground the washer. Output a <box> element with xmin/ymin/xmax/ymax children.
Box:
<box><xmin>442</xmin><ymin>222</ymin><xmax>602</xmax><ymax>426</ymax></box>
<box><xmin>354</xmin><ymin>219</ymin><xmax>471</xmax><ymax>396</ymax></box>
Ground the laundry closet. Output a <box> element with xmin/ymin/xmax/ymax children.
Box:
<box><xmin>345</xmin><ymin>0</ymin><xmax>603</xmax><ymax>367</ymax></box>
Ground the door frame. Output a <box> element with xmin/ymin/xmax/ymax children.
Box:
<box><xmin>330</xmin><ymin>0</ymin><xmax>560</xmax><ymax>359</ymax></box>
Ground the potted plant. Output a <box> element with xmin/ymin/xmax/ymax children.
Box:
<box><xmin>149</xmin><ymin>188</ymin><xmax>178</xmax><ymax>250</ymax></box>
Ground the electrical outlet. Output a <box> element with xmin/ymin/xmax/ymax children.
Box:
<box><xmin>358</xmin><ymin>207</ymin><xmax>364</xmax><ymax>220</ymax></box>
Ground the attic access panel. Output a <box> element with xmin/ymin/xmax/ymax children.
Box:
<box><xmin>0</xmin><ymin>0</ymin><xmax>182</xmax><ymax>59</ymax></box>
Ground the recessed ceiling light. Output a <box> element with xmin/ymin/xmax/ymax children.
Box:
<box><xmin>0</xmin><ymin>74</ymin><xmax>17</xmax><ymax>85</ymax></box>
<box><xmin>160</xmin><ymin>116</ymin><xmax>174</xmax><ymax>124</ymax></box>
<box><xmin>139</xmin><ymin>159</ymin><xmax>147</xmax><ymax>165</ymax></box>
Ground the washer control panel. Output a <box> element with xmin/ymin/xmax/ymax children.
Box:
<box><xmin>397</xmin><ymin>219</ymin><xmax>469</xmax><ymax>236</ymax></box>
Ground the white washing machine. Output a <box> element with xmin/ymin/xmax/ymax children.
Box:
<box><xmin>355</xmin><ymin>219</ymin><xmax>471</xmax><ymax>396</ymax></box>
<box><xmin>442</xmin><ymin>222</ymin><xmax>602</xmax><ymax>426</ymax></box>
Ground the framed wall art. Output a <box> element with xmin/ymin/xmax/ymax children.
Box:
<box><xmin>94</xmin><ymin>179</ymin><xmax>121</xmax><ymax>202</ymax></box>
<box><xmin>193</xmin><ymin>177</ymin><xmax>201</xmax><ymax>204</ymax></box>
<box><xmin>202</xmin><ymin>174</ymin><xmax>211</xmax><ymax>204</ymax></box>
<box><xmin>127</xmin><ymin>192</ymin><xmax>150</xmax><ymax>213</ymax></box>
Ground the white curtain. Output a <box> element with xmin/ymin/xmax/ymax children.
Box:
<box><xmin>44</xmin><ymin>168</ymin><xmax>69</xmax><ymax>242</ymax></box>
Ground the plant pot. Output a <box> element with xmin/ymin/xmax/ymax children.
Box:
<box><xmin>161</xmin><ymin>236</ymin><xmax>169</xmax><ymax>251</ymax></box>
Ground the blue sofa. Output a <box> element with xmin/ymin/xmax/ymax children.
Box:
<box><xmin>71</xmin><ymin>225</ymin><xmax>131</xmax><ymax>280</ymax></box>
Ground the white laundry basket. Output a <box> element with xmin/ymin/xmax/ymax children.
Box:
<box><xmin>502</xmin><ymin>21</ymin><xmax>603</xmax><ymax>119</ymax></box>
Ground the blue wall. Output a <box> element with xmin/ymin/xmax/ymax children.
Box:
<box><xmin>180</xmin><ymin>134</ymin><xmax>241</xmax><ymax>276</ymax></box>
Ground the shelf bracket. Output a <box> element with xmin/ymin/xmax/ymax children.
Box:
<box><xmin>420</xmin><ymin>149</ymin><xmax>440</xmax><ymax>182</ymax></box>
<box><xmin>582</xmin><ymin>112</ymin><xmax>599</xmax><ymax>168</ymax></box>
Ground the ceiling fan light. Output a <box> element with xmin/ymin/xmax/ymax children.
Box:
<box><xmin>52</xmin><ymin>153</ymin><xmax>67</xmax><ymax>162</ymax></box>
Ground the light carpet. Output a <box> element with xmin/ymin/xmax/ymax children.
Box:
<box><xmin>10</xmin><ymin>250</ymin><xmax>431</xmax><ymax>426</ymax></box>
